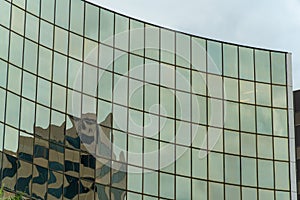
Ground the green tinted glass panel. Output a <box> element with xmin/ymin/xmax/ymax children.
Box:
<box><xmin>25</xmin><ymin>13</ymin><xmax>39</xmax><ymax>41</ymax></box>
<box><xmin>9</xmin><ymin>32</ymin><xmax>23</xmax><ymax>66</ymax></box>
<box><xmin>241</xmin><ymin>157</ymin><xmax>257</xmax><ymax>186</ymax></box>
<box><xmin>255</xmin><ymin>50</ymin><xmax>270</xmax><ymax>83</ymax></box>
<box><xmin>275</xmin><ymin>162</ymin><xmax>289</xmax><ymax>190</ymax></box>
<box><xmin>224</xmin><ymin>77</ymin><xmax>238</xmax><ymax>101</ymax></box>
<box><xmin>70</xmin><ymin>0</ymin><xmax>84</xmax><ymax>34</ymax></box>
<box><xmin>258</xmin><ymin>160</ymin><xmax>274</xmax><ymax>188</ymax></box>
<box><xmin>256</xmin><ymin>106</ymin><xmax>272</xmax><ymax>135</ymax></box>
<box><xmin>256</xmin><ymin>83</ymin><xmax>271</xmax><ymax>106</ymax></box>
<box><xmin>53</xmin><ymin>52</ymin><xmax>67</xmax><ymax>86</ymax></box>
<box><xmin>271</xmin><ymin>52</ymin><xmax>286</xmax><ymax>84</ymax></box>
<box><xmin>40</xmin><ymin>20</ymin><xmax>53</xmax><ymax>48</ymax></box>
<box><xmin>0</xmin><ymin>27</ymin><xmax>9</xmax><ymax>60</ymax></box>
<box><xmin>38</xmin><ymin>46</ymin><xmax>52</xmax><ymax>80</ymax></box>
<box><xmin>273</xmin><ymin>109</ymin><xmax>288</xmax><ymax>137</ymax></box>
<box><xmin>257</xmin><ymin>135</ymin><xmax>273</xmax><ymax>159</ymax></box>
<box><xmin>176</xmin><ymin>33</ymin><xmax>190</xmax><ymax>68</ymax></box>
<box><xmin>224</xmin><ymin>130</ymin><xmax>239</xmax><ymax>155</ymax></box>
<box><xmin>145</xmin><ymin>25</ymin><xmax>159</xmax><ymax>60</ymax></box>
<box><xmin>11</xmin><ymin>5</ymin><xmax>25</xmax><ymax>35</ymax></box>
<box><xmin>55</xmin><ymin>0</ymin><xmax>69</xmax><ymax>29</ymax></box>
<box><xmin>41</xmin><ymin>0</ymin><xmax>54</xmax><ymax>22</ymax></box>
<box><xmin>223</xmin><ymin>44</ymin><xmax>238</xmax><ymax>77</ymax></box>
<box><xmin>6</xmin><ymin>92</ymin><xmax>20</xmax><ymax>127</ymax></box>
<box><xmin>208</xmin><ymin>152</ymin><xmax>223</xmax><ymax>181</ymax></box>
<box><xmin>240</xmin><ymin>104</ymin><xmax>255</xmax><ymax>133</ymax></box>
<box><xmin>100</xmin><ymin>9</ymin><xmax>114</xmax><ymax>45</ymax></box>
<box><xmin>161</xmin><ymin>29</ymin><xmax>175</xmax><ymax>64</ymax></box>
<box><xmin>27</xmin><ymin>0</ymin><xmax>40</xmax><ymax>16</ymax></box>
<box><xmin>54</xmin><ymin>27</ymin><xmax>68</xmax><ymax>55</ymax></box>
<box><xmin>274</xmin><ymin>137</ymin><xmax>289</xmax><ymax>160</ymax></box>
<box><xmin>225</xmin><ymin>155</ymin><xmax>240</xmax><ymax>184</ymax></box>
<box><xmin>239</xmin><ymin>47</ymin><xmax>254</xmax><ymax>80</ymax></box>
<box><xmin>22</xmin><ymin>72</ymin><xmax>36</xmax><ymax>101</ymax></box>
<box><xmin>272</xmin><ymin>85</ymin><xmax>287</xmax><ymax>108</ymax></box>
<box><xmin>224</xmin><ymin>101</ymin><xmax>239</xmax><ymax>130</ymax></box>
<box><xmin>24</xmin><ymin>39</ymin><xmax>38</xmax><ymax>73</ymax></box>
<box><xmin>241</xmin><ymin>133</ymin><xmax>256</xmax><ymax>157</ymax></box>
<box><xmin>8</xmin><ymin>65</ymin><xmax>21</xmax><ymax>94</ymax></box>
<box><xmin>240</xmin><ymin>80</ymin><xmax>255</xmax><ymax>104</ymax></box>
<box><xmin>115</xmin><ymin>14</ymin><xmax>129</xmax><ymax>51</ymax></box>
<box><xmin>191</xmin><ymin>37</ymin><xmax>206</xmax><ymax>72</ymax></box>
<box><xmin>0</xmin><ymin>0</ymin><xmax>11</xmax><ymax>28</ymax></box>
<box><xmin>207</xmin><ymin>41</ymin><xmax>222</xmax><ymax>75</ymax></box>
<box><xmin>85</xmin><ymin>3</ymin><xmax>99</xmax><ymax>41</ymax></box>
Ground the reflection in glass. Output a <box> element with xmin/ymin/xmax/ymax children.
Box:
<box><xmin>6</xmin><ymin>92</ymin><xmax>20</xmax><ymax>128</ymax></box>
<box><xmin>256</xmin><ymin>106</ymin><xmax>272</xmax><ymax>135</ymax></box>
<box><xmin>85</xmin><ymin>3</ymin><xmax>99</xmax><ymax>41</ymax></box>
<box><xmin>258</xmin><ymin>159</ymin><xmax>274</xmax><ymax>189</ymax></box>
<box><xmin>271</xmin><ymin>52</ymin><xmax>286</xmax><ymax>84</ymax></box>
<box><xmin>241</xmin><ymin>157</ymin><xmax>257</xmax><ymax>187</ymax></box>
<box><xmin>223</xmin><ymin>44</ymin><xmax>238</xmax><ymax>78</ymax></box>
<box><xmin>239</xmin><ymin>47</ymin><xmax>254</xmax><ymax>80</ymax></box>
<box><xmin>207</xmin><ymin>41</ymin><xmax>222</xmax><ymax>75</ymax></box>
<box><xmin>255</xmin><ymin>50</ymin><xmax>270</xmax><ymax>83</ymax></box>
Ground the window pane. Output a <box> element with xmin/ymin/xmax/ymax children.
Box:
<box><xmin>115</xmin><ymin>14</ymin><xmax>129</xmax><ymax>51</ymax></box>
<box><xmin>223</xmin><ymin>44</ymin><xmax>238</xmax><ymax>78</ymax></box>
<box><xmin>55</xmin><ymin>0</ymin><xmax>69</xmax><ymax>29</ymax></box>
<box><xmin>192</xmin><ymin>71</ymin><xmax>206</xmax><ymax>95</ymax></box>
<box><xmin>240</xmin><ymin>80</ymin><xmax>255</xmax><ymax>104</ymax></box>
<box><xmin>27</xmin><ymin>0</ymin><xmax>40</xmax><ymax>16</ymax></box>
<box><xmin>160</xmin><ymin>173</ymin><xmax>174</xmax><ymax>199</ymax></box>
<box><xmin>0</xmin><ymin>26</ymin><xmax>9</xmax><ymax>60</ymax></box>
<box><xmin>37</xmin><ymin>78</ymin><xmax>51</xmax><ymax>106</ymax></box>
<box><xmin>20</xmin><ymin>98</ymin><xmax>35</xmax><ymax>134</ymax></box>
<box><xmin>11</xmin><ymin>5</ymin><xmax>25</xmax><ymax>35</ymax></box>
<box><xmin>256</xmin><ymin>106</ymin><xmax>272</xmax><ymax>135</ymax></box>
<box><xmin>272</xmin><ymin>85</ymin><xmax>287</xmax><ymax>108</ymax></box>
<box><xmin>191</xmin><ymin>37</ymin><xmax>206</xmax><ymax>72</ymax></box>
<box><xmin>100</xmin><ymin>9</ymin><xmax>114</xmax><ymax>45</ymax></box>
<box><xmin>207</xmin><ymin>41</ymin><xmax>222</xmax><ymax>75</ymax></box>
<box><xmin>85</xmin><ymin>3</ymin><xmax>99</xmax><ymax>40</ymax></box>
<box><xmin>225</xmin><ymin>155</ymin><xmax>240</xmax><ymax>184</ymax></box>
<box><xmin>176</xmin><ymin>176</ymin><xmax>191</xmax><ymax>199</ymax></box>
<box><xmin>255</xmin><ymin>50</ymin><xmax>270</xmax><ymax>83</ymax></box>
<box><xmin>256</xmin><ymin>83</ymin><xmax>271</xmax><ymax>106</ymax></box>
<box><xmin>271</xmin><ymin>52</ymin><xmax>286</xmax><ymax>84</ymax></box>
<box><xmin>70</xmin><ymin>0</ymin><xmax>84</xmax><ymax>34</ymax></box>
<box><xmin>25</xmin><ymin>13</ymin><xmax>39</xmax><ymax>41</ymax></box>
<box><xmin>242</xmin><ymin>187</ymin><xmax>257</xmax><ymax>200</ymax></box>
<box><xmin>69</xmin><ymin>33</ymin><xmax>83</xmax><ymax>60</ymax></box>
<box><xmin>225</xmin><ymin>130</ymin><xmax>239</xmax><ymax>155</ymax></box>
<box><xmin>225</xmin><ymin>185</ymin><xmax>240</xmax><ymax>200</ymax></box>
<box><xmin>209</xmin><ymin>182</ymin><xmax>224</xmax><ymax>200</ymax></box>
<box><xmin>54</xmin><ymin>27</ymin><xmax>68</xmax><ymax>55</ymax></box>
<box><xmin>241</xmin><ymin>133</ymin><xmax>256</xmax><ymax>157</ymax></box>
<box><xmin>144</xmin><ymin>171</ymin><xmax>158</xmax><ymax>196</ymax></box>
<box><xmin>4</xmin><ymin>126</ymin><xmax>19</xmax><ymax>155</ymax></box>
<box><xmin>41</xmin><ymin>0</ymin><xmax>54</xmax><ymax>21</ymax></box>
<box><xmin>24</xmin><ymin>39</ymin><xmax>38</xmax><ymax>73</ymax></box>
<box><xmin>239</xmin><ymin>47</ymin><xmax>254</xmax><ymax>80</ymax></box>
<box><xmin>275</xmin><ymin>161</ymin><xmax>289</xmax><ymax>190</ymax></box>
<box><xmin>53</xmin><ymin>52</ymin><xmax>67</xmax><ymax>86</ymax></box>
<box><xmin>52</xmin><ymin>84</ymin><xmax>66</xmax><ymax>112</ymax></box>
<box><xmin>208</xmin><ymin>152</ymin><xmax>223</xmax><ymax>181</ymax></box>
<box><xmin>224</xmin><ymin>77</ymin><xmax>238</xmax><ymax>101</ymax></box>
<box><xmin>224</xmin><ymin>101</ymin><xmax>239</xmax><ymax>130</ymax></box>
<box><xmin>192</xmin><ymin>149</ymin><xmax>207</xmax><ymax>179</ymax></box>
<box><xmin>241</xmin><ymin>157</ymin><xmax>257</xmax><ymax>186</ymax></box>
<box><xmin>38</xmin><ymin>46</ymin><xmax>52</xmax><ymax>80</ymax></box>
<box><xmin>207</xmin><ymin>74</ymin><xmax>222</xmax><ymax>99</ymax></box>
<box><xmin>161</xmin><ymin>29</ymin><xmax>175</xmax><ymax>64</ymax></box>
<box><xmin>273</xmin><ymin>109</ymin><xmax>288</xmax><ymax>137</ymax></box>
<box><xmin>8</xmin><ymin>65</ymin><xmax>21</xmax><ymax>94</ymax></box>
<box><xmin>176</xmin><ymin>33</ymin><xmax>190</xmax><ymax>68</ymax></box>
<box><xmin>130</xmin><ymin>20</ymin><xmax>144</xmax><ymax>56</ymax></box>
<box><xmin>40</xmin><ymin>20</ymin><xmax>53</xmax><ymax>48</ymax></box>
<box><xmin>240</xmin><ymin>104</ymin><xmax>255</xmax><ymax>133</ymax></box>
<box><xmin>274</xmin><ymin>137</ymin><xmax>288</xmax><ymax>160</ymax></box>
<box><xmin>145</xmin><ymin>25</ymin><xmax>159</xmax><ymax>60</ymax></box>
<box><xmin>258</xmin><ymin>159</ymin><xmax>274</xmax><ymax>189</ymax></box>
<box><xmin>83</xmin><ymin>64</ymin><xmax>97</xmax><ymax>96</ymax></box>
<box><xmin>6</xmin><ymin>92</ymin><xmax>20</xmax><ymax>128</ymax></box>
<box><xmin>0</xmin><ymin>89</ymin><xmax>6</xmax><ymax>122</ymax></box>
<box><xmin>9</xmin><ymin>32</ymin><xmax>23</xmax><ymax>66</ymax></box>
<box><xmin>0</xmin><ymin>0</ymin><xmax>11</xmax><ymax>28</ymax></box>
<box><xmin>257</xmin><ymin>135</ymin><xmax>273</xmax><ymax>159</ymax></box>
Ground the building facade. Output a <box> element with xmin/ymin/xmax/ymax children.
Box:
<box><xmin>0</xmin><ymin>0</ymin><xmax>296</xmax><ymax>199</ymax></box>
<box><xmin>295</xmin><ymin>90</ymin><xmax>300</xmax><ymax>199</ymax></box>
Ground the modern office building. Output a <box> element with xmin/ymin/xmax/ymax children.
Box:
<box><xmin>0</xmin><ymin>0</ymin><xmax>296</xmax><ymax>199</ymax></box>
<box><xmin>295</xmin><ymin>90</ymin><xmax>300</xmax><ymax>199</ymax></box>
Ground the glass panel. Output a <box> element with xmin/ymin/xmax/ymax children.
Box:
<box><xmin>241</xmin><ymin>157</ymin><xmax>257</xmax><ymax>186</ymax></box>
<box><xmin>0</xmin><ymin>61</ymin><xmax>7</xmax><ymax>88</ymax></box>
<box><xmin>33</xmin><ymin>138</ymin><xmax>49</xmax><ymax>168</ymax></box>
<box><xmin>240</xmin><ymin>80</ymin><xmax>255</xmax><ymax>104</ymax></box>
<box><xmin>127</xmin><ymin>166</ymin><xmax>142</xmax><ymax>192</ymax></box>
<box><xmin>256</xmin><ymin>83</ymin><xmax>271</xmax><ymax>106</ymax></box>
<box><xmin>8</xmin><ymin>65</ymin><xmax>21</xmax><ymax>94</ymax></box>
<box><xmin>224</xmin><ymin>130</ymin><xmax>239</xmax><ymax>155</ymax></box>
<box><xmin>69</xmin><ymin>33</ymin><xmax>83</xmax><ymax>60</ymax></box>
<box><xmin>38</xmin><ymin>46</ymin><xmax>52</xmax><ymax>80</ymax></box>
<box><xmin>0</xmin><ymin>26</ymin><xmax>9</xmax><ymax>60</ymax></box>
<box><xmin>48</xmin><ymin>170</ymin><xmax>63</xmax><ymax>199</ymax></box>
<box><xmin>11</xmin><ymin>5</ymin><xmax>25</xmax><ymax>35</ymax></box>
<box><xmin>191</xmin><ymin>37</ymin><xmax>206</xmax><ymax>72</ymax></box>
<box><xmin>37</xmin><ymin>78</ymin><xmax>51</xmax><ymax>106</ymax></box>
<box><xmin>54</xmin><ymin>27</ymin><xmax>68</xmax><ymax>55</ymax></box>
<box><xmin>144</xmin><ymin>171</ymin><xmax>158</xmax><ymax>196</ymax></box>
<box><xmin>271</xmin><ymin>52</ymin><xmax>286</xmax><ymax>84</ymax></box>
<box><xmin>35</xmin><ymin>105</ymin><xmax>50</xmax><ymax>139</ymax></box>
<box><xmin>255</xmin><ymin>50</ymin><xmax>271</xmax><ymax>83</ymax></box>
<box><xmin>192</xmin><ymin>95</ymin><xmax>206</xmax><ymax>126</ymax></box>
<box><xmin>100</xmin><ymin>9</ymin><xmax>114</xmax><ymax>45</ymax></box>
<box><xmin>27</xmin><ymin>0</ymin><xmax>40</xmax><ymax>16</ymax></box>
<box><xmin>144</xmin><ymin>138</ymin><xmax>158</xmax><ymax>169</ymax></box>
<box><xmin>40</xmin><ymin>20</ymin><xmax>53</xmax><ymax>48</ymax></box>
<box><xmin>83</xmin><ymin>64</ymin><xmax>97</xmax><ymax>96</ymax></box>
<box><xmin>240</xmin><ymin>104</ymin><xmax>255</xmax><ymax>133</ymax></box>
<box><xmin>191</xmin><ymin>71</ymin><xmax>206</xmax><ymax>95</ymax></box>
<box><xmin>224</xmin><ymin>101</ymin><xmax>239</xmax><ymax>130</ymax></box>
<box><xmin>207</xmin><ymin>74</ymin><xmax>222</xmax><ymax>99</ymax></box>
<box><xmin>209</xmin><ymin>182</ymin><xmax>224</xmax><ymax>200</ymax></box>
<box><xmin>176</xmin><ymin>91</ymin><xmax>190</xmax><ymax>121</ymax></box>
<box><xmin>85</xmin><ymin>3</ymin><xmax>99</xmax><ymax>40</ymax></box>
<box><xmin>160</xmin><ymin>173</ymin><xmax>174</xmax><ymax>199</ymax></box>
<box><xmin>272</xmin><ymin>85</ymin><xmax>287</xmax><ymax>108</ymax></box>
<box><xmin>128</xmin><ymin>109</ymin><xmax>143</xmax><ymax>135</ymax></box>
<box><xmin>274</xmin><ymin>137</ymin><xmax>288</xmax><ymax>160</ymax></box>
<box><xmin>242</xmin><ymin>187</ymin><xmax>257</xmax><ymax>200</ymax></box>
<box><xmin>239</xmin><ymin>47</ymin><xmax>254</xmax><ymax>80</ymax></box>
<box><xmin>70</xmin><ymin>0</ymin><xmax>84</xmax><ymax>34</ymax></box>
<box><xmin>225</xmin><ymin>155</ymin><xmax>240</xmax><ymax>184</ymax></box>
<box><xmin>258</xmin><ymin>159</ymin><xmax>274</xmax><ymax>188</ymax></box>
<box><xmin>114</xmin><ymin>49</ymin><xmax>128</xmax><ymax>75</ymax></box>
<box><xmin>224</xmin><ymin>77</ymin><xmax>238</xmax><ymax>101</ymax></box>
<box><xmin>84</xmin><ymin>38</ymin><xmax>98</xmax><ymax>66</ymax></box>
<box><xmin>192</xmin><ymin>149</ymin><xmax>207</xmax><ymax>179</ymax></box>
<box><xmin>257</xmin><ymin>135</ymin><xmax>273</xmax><ymax>159</ymax></box>
<box><xmin>208</xmin><ymin>98</ymin><xmax>223</xmax><ymax>128</ymax></box>
<box><xmin>53</xmin><ymin>52</ymin><xmax>67</xmax><ymax>86</ymax></box>
<box><xmin>207</xmin><ymin>41</ymin><xmax>222</xmax><ymax>75</ymax></box>
<box><xmin>99</xmin><ymin>44</ymin><xmax>113</xmax><ymax>70</ymax></box>
<box><xmin>275</xmin><ymin>161</ymin><xmax>289</xmax><ymax>190</ymax></box>
<box><xmin>97</xmin><ymin>99</ymin><xmax>112</xmax><ymax>124</ymax></box>
<box><xmin>129</xmin><ymin>54</ymin><xmax>143</xmax><ymax>80</ymax></box>
<box><xmin>241</xmin><ymin>133</ymin><xmax>256</xmax><ymax>157</ymax></box>
<box><xmin>9</xmin><ymin>32</ymin><xmax>23</xmax><ymax>66</ymax></box>
<box><xmin>225</xmin><ymin>185</ymin><xmax>241</xmax><ymax>200</ymax></box>
<box><xmin>52</xmin><ymin>84</ymin><xmax>66</xmax><ymax>112</ymax></box>
<box><xmin>98</xmin><ymin>68</ymin><xmax>112</xmax><ymax>101</ymax></box>
<box><xmin>223</xmin><ymin>44</ymin><xmax>238</xmax><ymax>78</ymax></box>
<box><xmin>55</xmin><ymin>0</ymin><xmax>69</xmax><ymax>29</ymax></box>
<box><xmin>6</xmin><ymin>92</ymin><xmax>20</xmax><ymax>128</ymax></box>
<box><xmin>161</xmin><ymin>29</ymin><xmax>175</xmax><ymax>64</ymax></box>
<box><xmin>41</xmin><ymin>0</ymin><xmax>54</xmax><ymax>22</ymax></box>
<box><xmin>18</xmin><ymin>132</ymin><xmax>34</xmax><ymax>162</ymax></box>
<box><xmin>145</xmin><ymin>84</ymin><xmax>159</xmax><ymax>114</ymax></box>
<box><xmin>145</xmin><ymin>25</ymin><xmax>159</xmax><ymax>60</ymax></box>
<box><xmin>16</xmin><ymin>160</ymin><xmax>32</xmax><ymax>195</ymax></box>
<box><xmin>0</xmin><ymin>89</ymin><xmax>5</xmax><ymax>122</ymax></box>
<box><xmin>68</xmin><ymin>58</ymin><xmax>82</xmax><ymax>91</ymax></box>
<box><xmin>20</xmin><ymin>98</ymin><xmax>35</xmax><ymax>134</ymax></box>
<box><xmin>113</xmin><ymin>74</ymin><xmax>128</xmax><ymax>106</ymax></box>
<box><xmin>115</xmin><ymin>14</ymin><xmax>129</xmax><ymax>51</ymax></box>
<box><xmin>192</xmin><ymin>179</ymin><xmax>207</xmax><ymax>199</ymax></box>
<box><xmin>113</xmin><ymin>104</ymin><xmax>127</xmax><ymax>131</ymax></box>
<box><xmin>128</xmin><ymin>134</ymin><xmax>142</xmax><ymax>166</ymax></box>
<box><xmin>159</xmin><ymin>116</ymin><xmax>173</xmax><ymax>142</ymax></box>
<box><xmin>0</xmin><ymin>0</ymin><xmax>11</xmax><ymax>28</ymax></box>
<box><xmin>208</xmin><ymin>127</ymin><xmax>223</xmax><ymax>152</ymax></box>
<box><xmin>256</xmin><ymin>106</ymin><xmax>272</xmax><ymax>135</ymax></box>
<box><xmin>273</xmin><ymin>109</ymin><xmax>288</xmax><ymax>137</ymax></box>
<box><xmin>4</xmin><ymin>126</ymin><xmax>19</xmax><ymax>155</ymax></box>
<box><xmin>25</xmin><ymin>13</ymin><xmax>39</xmax><ymax>41</ymax></box>
<box><xmin>129</xmin><ymin>79</ymin><xmax>143</xmax><ymax>110</ymax></box>
<box><xmin>82</xmin><ymin>94</ymin><xmax>96</xmax><ymax>114</ymax></box>
<box><xmin>176</xmin><ymin>176</ymin><xmax>191</xmax><ymax>199</ymax></box>
<box><xmin>1</xmin><ymin>154</ymin><xmax>17</xmax><ymax>190</ymax></box>
<box><xmin>24</xmin><ymin>39</ymin><xmax>38</xmax><ymax>73</ymax></box>
<box><xmin>176</xmin><ymin>33</ymin><xmax>190</xmax><ymax>68</ymax></box>
<box><xmin>130</xmin><ymin>20</ymin><xmax>144</xmax><ymax>56</ymax></box>
<box><xmin>208</xmin><ymin>152</ymin><xmax>223</xmax><ymax>181</ymax></box>
<box><xmin>176</xmin><ymin>146</ymin><xmax>190</xmax><ymax>176</ymax></box>
<box><xmin>145</xmin><ymin>59</ymin><xmax>159</xmax><ymax>84</ymax></box>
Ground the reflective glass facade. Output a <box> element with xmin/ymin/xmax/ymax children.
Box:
<box><xmin>0</xmin><ymin>0</ymin><xmax>296</xmax><ymax>199</ymax></box>
<box><xmin>295</xmin><ymin>90</ymin><xmax>300</xmax><ymax>199</ymax></box>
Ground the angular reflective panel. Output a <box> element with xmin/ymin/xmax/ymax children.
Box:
<box><xmin>129</xmin><ymin>79</ymin><xmax>143</xmax><ymax>110</ymax></box>
<box><xmin>144</xmin><ymin>138</ymin><xmax>158</xmax><ymax>169</ymax></box>
<box><xmin>241</xmin><ymin>157</ymin><xmax>257</xmax><ymax>187</ymax></box>
<box><xmin>0</xmin><ymin>60</ymin><xmax>7</xmax><ymax>88</ymax></box>
<box><xmin>69</xmin><ymin>33</ymin><xmax>83</xmax><ymax>60</ymax></box>
<box><xmin>115</xmin><ymin>14</ymin><xmax>129</xmax><ymax>51</ymax></box>
<box><xmin>25</xmin><ymin>13</ymin><xmax>39</xmax><ymax>41</ymax></box>
<box><xmin>68</xmin><ymin>58</ymin><xmax>82</xmax><ymax>91</ymax></box>
<box><xmin>242</xmin><ymin>187</ymin><xmax>257</xmax><ymax>200</ymax></box>
<box><xmin>209</xmin><ymin>182</ymin><xmax>224</xmax><ymax>200</ymax></box>
<box><xmin>159</xmin><ymin>116</ymin><xmax>173</xmax><ymax>142</ymax></box>
<box><xmin>145</xmin><ymin>25</ymin><xmax>159</xmax><ymax>60</ymax></box>
<box><xmin>128</xmin><ymin>109</ymin><xmax>143</xmax><ymax>135</ymax></box>
<box><xmin>20</xmin><ymin>98</ymin><xmax>35</xmax><ymax>134</ymax></box>
<box><xmin>0</xmin><ymin>26</ymin><xmax>9</xmax><ymax>61</ymax></box>
<box><xmin>83</xmin><ymin>64</ymin><xmax>98</xmax><ymax>96</ymax></box>
<box><xmin>176</xmin><ymin>91</ymin><xmax>191</xmax><ymax>121</ymax></box>
<box><xmin>160</xmin><ymin>172</ymin><xmax>174</xmax><ymax>199</ymax></box>
<box><xmin>144</xmin><ymin>84</ymin><xmax>159</xmax><ymax>114</ymax></box>
<box><xmin>176</xmin><ymin>146</ymin><xmax>191</xmax><ymax>176</ymax></box>
<box><xmin>35</xmin><ymin>105</ymin><xmax>50</xmax><ymax>139</ymax></box>
<box><xmin>54</xmin><ymin>27</ymin><xmax>69</xmax><ymax>55</ymax></box>
<box><xmin>85</xmin><ymin>3</ymin><xmax>99</xmax><ymax>40</ymax></box>
<box><xmin>176</xmin><ymin>176</ymin><xmax>191</xmax><ymax>199</ymax></box>
<box><xmin>176</xmin><ymin>33</ymin><xmax>190</xmax><ymax>68</ymax></box>
<box><xmin>191</xmin><ymin>37</ymin><xmax>206</xmax><ymax>72</ymax></box>
<box><xmin>275</xmin><ymin>161</ymin><xmax>290</xmax><ymax>190</ymax></box>
<box><xmin>4</xmin><ymin>126</ymin><xmax>19</xmax><ymax>156</ymax></box>
<box><xmin>11</xmin><ymin>5</ymin><xmax>25</xmax><ymax>35</ymax></box>
<box><xmin>259</xmin><ymin>190</ymin><xmax>274</xmax><ymax>200</ymax></box>
<box><xmin>224</xmin><ymin>101</ymin><xmax>239</xmax><ymax>130</ymax></box>
<box><xmin>274</xmin><ymin>137</ymin><xmax>289</xmax><ymax>160</ymax></box>
<box><xmin>241</xmin><ymin>133</ymin><xmax>256</xmax><ymax>157</ymax></box>
<box><xmin>19</xmin><ymin>132</ymin><xmax>34</xmax><ymax>162</ymax></box>
<box><xmin>225</xmin><ymin>185</ymin><xmax>241</xmax><ymax>200</ymax></box>
<box><xmin>130</xmin><ymin>20</ymin><xmax>144</xmax><ymax>56</ymax></box>
<box><xmin>207</xmin><ymin>74</ymin><xmax>222</xmax><ymax>99</ymax></box>
<box><xmin>40</xmin><ymin>20</ymin><xmax>54</xmax><ymax>48</ymax></box>
<box><xmin>240</xmin><ymin>80</ymin><xmax>255</xmax><ymax>104</ymax></box>
<box><xmin>41</xmin><ymin>0</ymin><xmax>54</xmax><ymax>22</ymax></box>
<box><xmin>27</xmin><ymin>0</ymin><xmax>40</xmax><ymax>16</ymax></box>
<box><xmin>100</xmin><ymin>9</ymin><xmax>114</xmax><ymax>45</ymax></box>
<box><xmin>33</xmin><ymin>138</ymin><xmax>49</xmax><ymax>168</ymax></box>
<box><xmin>272</xmin><ymin>85</ymin><xmax>287</xmax><ymax>108</ymax></box>
<box><xmin>48</xmin><ymin>170</ymin><xmax>63</xmax><ymax>199</ymax></box>
<box><xmin>114</xmin><ymin>49</ymin><xmax>128</xmax><ymax>75</ymax></box>
<box><xmin>16</xmin><ymin>160</ymin><xmax>32</xmax><ymax>196</ymax></box>
<box><xmin>208</xmin><ymin>98</ymin><xmax>223</xmax><ymax>128</ymax></box>
<box><xmin>208</xmin><ymin>152</ymin><xmax>223</xmax><ymax>182</ymax></box>
<box><xmin>24</xmin><ymin>39</ymin><xmax>38</xmax><ymax>73</ymax></box>
<box><xmin>84</xmin><ymin>38</ymin><xmax>98</xmax><ymax>66</ymax></box>
<box><xmin>256</xmin><ymin>106</ymin><xmax>272</xmax><ymax>135</ymax></box>
<box><xmin>6</xmin><ymin>92</ymin><xmax>20</xmax><ymax>128</ymax></box>
<box><xmin>38</xmin><ymin>46</ymin><xmax>53</xmax><ymax>80</ymax></box>
<box><xmin>224</xmin><ymin>77</ymin><xmax>238</xmax><ymax>101</ymax></box>
<box><xmin>144</xmin><ymin>170</ymin><xmax>158</xmax><ymax>196</ymax></box>
<box><xmin>56</xmin><ymin>0</ymin><xmax>69</xmax><ymax>29</ymax></box>
<box><xmin>37</xmin><ymin>78</ymin><xmax>51</xmax><ymax>106</ymax></box>
<box><xmin>257</xmin><ymin>135</ymin><xmax>273</xmax><ymax>159</ymax></box>
<box><xmin>192</xmin><ymin>94</ymin><xmax>207</xmax><ymax>125</ymax></box>
<box><xmin>256</xmin><ymin>83</ymin><xmax>271</xmax><ymax>106</ymax></box>
<box><xmin>8</xmin><ymin>64</ymin><xmax>21</xmax><ymax>94</ymax></box>
<box><xmin>240</xmin><ymin>104</ymin><xmax>255</xmax><ymax>133</ymax></box>
<box><xmin>1</xmin><ymin>154</ymin><xmax>17</xmax><ymax>190</ymax></box>
<box><xmin>99</xmin><ymin>44</ymin><xmax>113</xmax><ymax>70</ymax></box>
<box><xmin>128</xmin><ymin>134</ymin><xmax>142</xmax><ymax>166</ymax></box>
<box><xmin>224</xmin><ymin>130</ymin><xmax>239</xmax><ymax>155</ymax></box>
<box><xmin>22</xmin><ymin>72</ymin><xmax>36</xmax><ymax>101</ymax></box>
<box><xmin>225</xmin><ymin>155</ymin><xmax>240</xmax><ymax>184</ymax></box>
<box><xmin>0</xmin><ymin>0</ymin><xmax>11</xmax><ymax>28</ymax></box>
<box><xmin>160</xmin><ymin>87</ymin><xmax>175</xmax><ymax>118</ymax></box>
<box><xmin>129</xmin><ymin>54</ymin><xmax>143</xmax><ymax>80</ymax></box>
<box><xmin>192</xmin><ymin>179</ymin><xmax>207</xmax><ymax>199</ymax></box>
<box><xmin>9</xmin><ymin>32</ymin><xmax>23</xmax><ymax>67</ymax></box>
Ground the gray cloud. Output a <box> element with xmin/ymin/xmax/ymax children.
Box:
<box><xmin>89</xmin><ymin>0</ymin><xmax>300</xmax><ymax>90</ymax></box>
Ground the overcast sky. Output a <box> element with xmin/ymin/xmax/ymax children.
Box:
<box><xmin>90</xmin><ymin>0</ymin><xmax>300</xmax><ymax>91</ymax></box>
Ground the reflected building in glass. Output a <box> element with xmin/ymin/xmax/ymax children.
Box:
<box><xmin>0</xmin><ymin>0</ymin><xmax>296</xmax><ymax>199</ymax></box>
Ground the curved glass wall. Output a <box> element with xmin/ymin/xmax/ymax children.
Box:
<box><xmin>0</xmin><ymin>0</ymin><xmax>296</xmax><ymax>199</ymax></box>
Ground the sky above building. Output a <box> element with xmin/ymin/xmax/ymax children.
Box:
<box><xmin>89</xmin><ymin>0</ymin><xmax>300</xmax><ymax>90</ymax></box>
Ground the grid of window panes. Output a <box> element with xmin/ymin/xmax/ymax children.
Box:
<box><xmin>0</xmin><ymin>0</ymin><xmax>294</xmax><ymax>199</ymax></box>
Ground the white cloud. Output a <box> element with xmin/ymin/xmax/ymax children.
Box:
<box><xmin>89</xmin><ymin>0</ymin><xmax>300</xmax><ymax>90</ymax></box>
